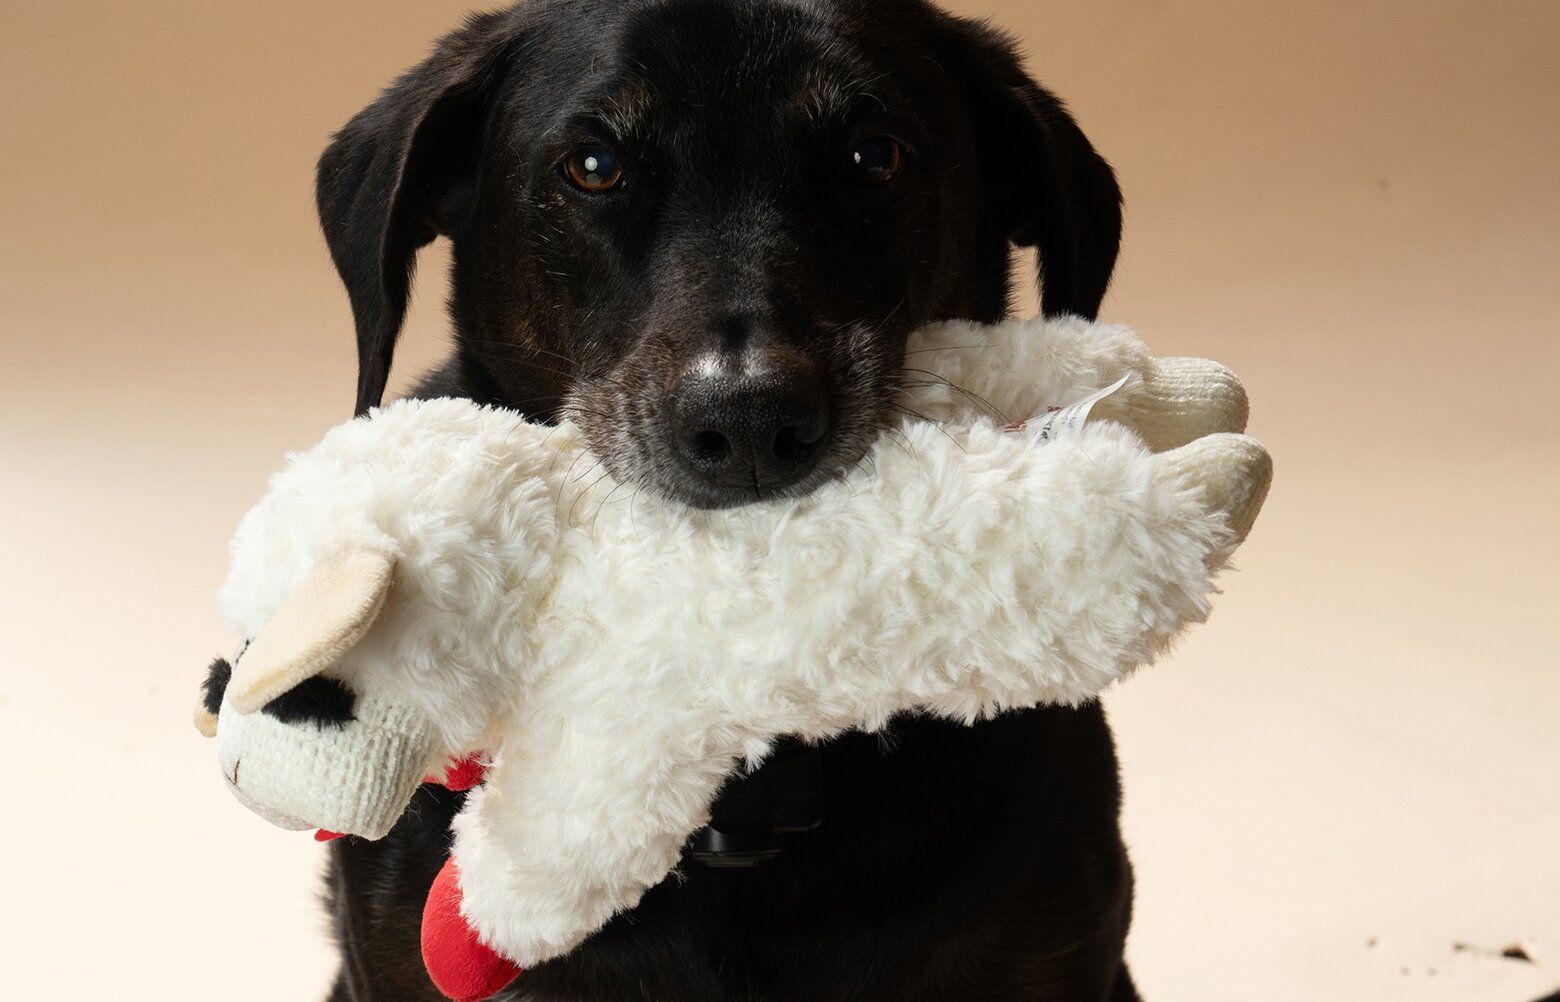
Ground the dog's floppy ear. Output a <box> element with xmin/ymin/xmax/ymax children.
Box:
<box><xmin>225</xmin><ymin>550</ymin><xmax>396</xmax><ymax>715</ymax></box>
<box><xmin>317</xmin><ymin>12</ymin><xmax>520</xmax><ymax>416</ymax></box>
<box><xmin>937</xmin><ymin>18</ymin><xmax>1123</xmax><ymax>319</ymax></box>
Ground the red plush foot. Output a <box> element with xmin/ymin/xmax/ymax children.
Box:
<box><xmin>440</xmin><ymin>754</ymin><xmax>489</xmax><ymax>792</ymax></box>
<box><xmin>422</xmin><ymin>856</ymin><xmax>522</xmax><ymax>1002</ymax></box>
<box><xmin>424</xmin><ymin>753</ymin><xmax>489</xmax><ymax>792</ymax></box>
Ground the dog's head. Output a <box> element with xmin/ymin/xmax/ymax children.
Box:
<box><xmin>317</xmin><ymin>0</ymin><xmax>1121</xmax><ymax>508</ymax></box>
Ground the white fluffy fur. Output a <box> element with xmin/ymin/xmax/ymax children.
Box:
<box><xmin>210</xmin><ymin>315</ymin><xmax>1270</xmax><ymax>968</ymax></box>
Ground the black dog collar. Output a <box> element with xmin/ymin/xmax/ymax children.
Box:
<box><xmin>687</xmin><ymin>739</ymin><xmax>823</xmax><ymax>867</ymax></box>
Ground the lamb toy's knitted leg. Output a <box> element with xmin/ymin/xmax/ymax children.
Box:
<box><xmin>904</xmin><ymin>315</ymin><xmax>1249</xmax><ymax>453</ymax></box>
<box><xmin>1158</xmin><ymin>432</ymin><xmax>1271</xmax><ymax>544</ymax></box>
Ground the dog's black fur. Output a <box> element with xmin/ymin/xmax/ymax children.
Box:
<box><xmin>314</xmin><ymin>0</ymin><xmax>1136</xmax><ymax>997</ymax></box>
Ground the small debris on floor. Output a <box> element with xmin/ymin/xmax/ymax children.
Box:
<box><xmin>1455</xmin><ymin>940</ymin><xmax>1538</xmax><ymax>965</ymax></box>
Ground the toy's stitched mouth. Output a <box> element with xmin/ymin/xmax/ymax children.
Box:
<box><xmin>230</xmin><ymin>756</ymin><xmax>241</xmax><ymax>788</ymax></box>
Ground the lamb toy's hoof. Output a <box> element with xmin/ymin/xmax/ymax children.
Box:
<box><xmin>422</xmin><ymin>857</ymin><xmax>522</xmax><ymax>1001</ymax></box>
<box><xmin>1093</xmin><ymin>356</ymin><xmax>1250</xmax><ymax>453</ymax></box>
<box><xmin>1159</xmin><ymin>432</ymin><xmax>1273</xmax><ymax>545</ymax></box>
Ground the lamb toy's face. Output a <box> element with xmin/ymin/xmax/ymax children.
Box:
<box><xmin>194</xmin><ymin>552</ymin><xmax>444</xmax><ymax>840</ymax></box>
<box><xmin>194</xmin><ymin>402</ymin><xmax>573</xmax><ymax>838</ymax></box>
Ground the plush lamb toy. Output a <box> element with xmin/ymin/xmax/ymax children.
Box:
<box><xmin>194</xmin><ymin>315</ymin><xmax>1270</xmax><ymax>1001</ymax></box>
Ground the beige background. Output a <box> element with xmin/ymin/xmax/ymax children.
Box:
<box><xmin>2</xmin><ymin>1</ymin><xmax>1556</xmax><ymax>998</ymax></box>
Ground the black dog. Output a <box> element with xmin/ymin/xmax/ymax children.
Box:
<box><xmin>314</xmin><ymin>0</ymin><xmax>1132</xmax><ymax>998</ymax></box>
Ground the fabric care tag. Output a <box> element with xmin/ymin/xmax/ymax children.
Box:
<box><xmin>1003</xmin><ymin>373</ymin><xmax>1131</xmax><ymax>442</ymax></box>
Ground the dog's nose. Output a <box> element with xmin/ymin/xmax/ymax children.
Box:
<box><xmin>670</xmin><ymin>363</ymin><xmax>830</xmax><ymax>496</ymax></box>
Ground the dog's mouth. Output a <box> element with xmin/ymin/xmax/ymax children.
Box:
<box><xmin>572</xmin><ymin>397</ymin><xmax>893</xmax><ymax>511</ymax></box>
<box><xmin>656</xmin><ymin>435</ymin><xmax>875</xmax><ymax>510</ymax></box>
<box><xmin>564</xmin><ymin>352</ymin><xmax>900</xmax><ymax>510</ymax></box>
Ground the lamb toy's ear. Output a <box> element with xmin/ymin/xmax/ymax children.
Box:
<box><xmin>225</xmin><ymin>550</ymin><xmax>396</xmax><ymax>715</ymax></box>
<box><xmin>193</xmin><ymin>710</ymin><xmax>219</xmax><ymax>738</ymax></box>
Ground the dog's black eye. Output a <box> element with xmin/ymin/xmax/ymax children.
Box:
<box><xmin>848</xmin><ymin>137</ymin><xmax>905</xmax><ymax>185</ymax></box>
<box><xmin>562</xmin><ymin>146</ymin><xmax>623</xmax><ymax>192</ymax></box>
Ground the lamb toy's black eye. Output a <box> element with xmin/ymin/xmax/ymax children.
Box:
<box><xmin>848</xmin><ymin>137</ymin><xmax>905</xmax><ymax>185</ymax></box>
<box><xmin>261</xmin><ymin>675</ymin><xmax>358</xmax><ymax>728</ymax></box>
<box><xmin>562</xmin><ymin>146</ymin><xmax>623</xmax><ymax>192</ymax></box>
